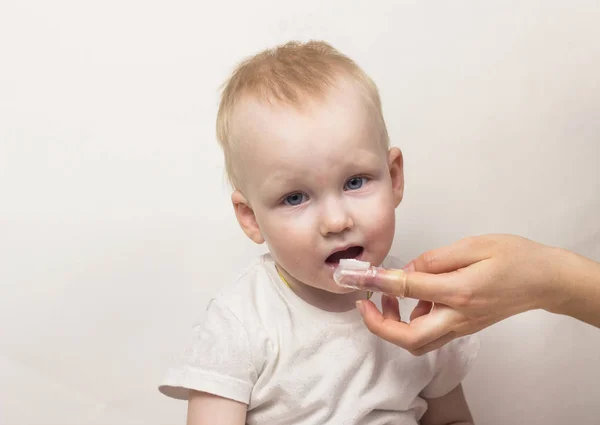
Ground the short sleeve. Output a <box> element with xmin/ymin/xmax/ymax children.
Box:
<box><xmin>158</xmin><ymin>299</ymin><xmax>258</xmax><ymax>404</ymax></box>
<box><xmin>420</xmin><ymin>334</ymin><xmax>480</xmax><ymax>399</ymax></box>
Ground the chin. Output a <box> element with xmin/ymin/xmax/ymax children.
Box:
<box><xmin>326</xmin><ymin>287</ymin><xmax>354</xmax><ymax>295</ymax></box>
<box><xmin>322</xmin><ymin>279</ymin><xmax>355</xmax><ymax>295</ymax></box>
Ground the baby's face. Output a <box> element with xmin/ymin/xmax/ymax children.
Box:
<box><xmin>232</xmin><ymin>80</ymin><xmax>403</xmax><ymax>294</ymax></box>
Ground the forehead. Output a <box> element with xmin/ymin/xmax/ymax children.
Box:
<box><xmin>231</xmin><ymin>81</ymin><xmax>386</xmax><ymax>183</ymax></box>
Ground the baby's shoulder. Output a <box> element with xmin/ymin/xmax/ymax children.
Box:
<box><xmin>212</xmin><ymin>253</ymin><xmax>282</xmax><ymax>322</ymax></box>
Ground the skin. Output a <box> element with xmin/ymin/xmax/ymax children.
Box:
<box><xmin>187</xmin><ymin>79</ymin><xmax>473</xmax><ymax>425</ymax></box>
<box><xmin>356</xmin><ymin>234</ymin><xmax>600</xmax><ymax>356</ymax></box>
<box><xmin>231</xmin><ymin>79</ymin><xmax>403</xmax><ymax>312</ymax></box>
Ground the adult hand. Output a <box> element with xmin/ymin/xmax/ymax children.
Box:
<box><xmin>356</xmin><ymin>234</ymin><xmax>600</xmax><ymax>355</ymax></box>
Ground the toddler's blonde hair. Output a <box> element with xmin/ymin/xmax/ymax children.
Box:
<box><xmin>216</xmin><ymin>40</ymin><xmax>389</xmax><ymax>188</ymax></box>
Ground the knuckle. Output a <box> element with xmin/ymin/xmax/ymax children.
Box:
<box><xmin>421</xmin><ymin>251</ymin><xmax>438</xmax><ymax>268</ymax></box>
<box><xmin>405</xmin><ymin>335</ymin><xmax>424</xmax><ymax>352</ymax></box>
<box><xmin>409</xmin><ymin>347</ymin><xmax>426</xmax><ymax>356</ymax></box>
<box><xmin>465</xmin><ymin>234</ymin><xmax>498</xmax><ymax>252</ymax></box>
<box><xmin>455</xmin><ymin>288</ymin><xmax>475</xmax><ymax>308</ymax></box>
<box><xmin>461</xmin><ymin>235</ymin><xmax>480</xmax><ymax>248</ymax></box>
<box><xmin>363</xmin><ymin>319</ymin><xmax>376</xmax><ymax>332</ymax></box>
<box><xmin>364</xmin><ymin>317</ymin><xmax>383</xmax><ymax>335</ymax></box>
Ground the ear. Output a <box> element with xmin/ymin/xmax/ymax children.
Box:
<box><xmin>231</xmin><ymin>190</ymin><xmax>265</xmax><ymax>244</ymax></box>
<box><xmin>388</xmin><ymin>147</ymin><xmax>404</xmax><ymax>207</ymax></box>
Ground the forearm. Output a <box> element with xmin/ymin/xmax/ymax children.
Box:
<box><xmin>420</xmin><ymin>385</ymin><xmax>473</xmax><ymax>425</ymax></box>
<box><xmin>187</xmin><ymin>391</ymin><xmax>247</xmax><ymax>425</ymax></box>
<box><xmin>421</xmin><ymin>416</ymin><xmax>473</xmax><ymax>425</ymax></box>
<box><xmin>546</xmin><ymin>248</ymin><xmax>600</xmax><ymax>327</ymax></box>
<box><xmin>421</xmin><ymin>417</ymin><xmax>473</xmax><ymax>425</ymax></box>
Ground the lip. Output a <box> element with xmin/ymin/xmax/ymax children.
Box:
<box><xmin>327</xmin><ymin>244</ymin><xmax>358</xmax><ymax>257</ymax></box>
<box><xmin>325</xmin><ymin>244</ymin><xmax>364</xmax><ymax>269</ymax></box>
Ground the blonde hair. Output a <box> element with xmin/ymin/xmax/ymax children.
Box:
<box><xmin>216</xmin><ymin>40</ymin><xmax>389</xmax><ymax>188</ymax></box>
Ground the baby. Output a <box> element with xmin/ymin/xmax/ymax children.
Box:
<box><xmin>159</xmin><ymin>40</ymin><xmax>479</xmax><ymax>425</ymax></box>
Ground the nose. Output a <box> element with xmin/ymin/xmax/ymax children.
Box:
<box><xmin>319</xmin><ymin>198</ymin><xmax>354</xmax><ymax>236</ymax></box>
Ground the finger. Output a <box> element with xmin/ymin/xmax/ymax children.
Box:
<box><xmin>410</xmin><ymin>331</ymin><xmax>459</xmax><ymax>356</ymax></box>
<box><xmin>402</xmin><ymin>271</ymin><xmax>458</xmax><ymax>304</ymax></box>
<box><xmin>410</xmin><ymin>236</ymin><xmax>492</xmax><ymax>275</ymax></box>
<box><xmin>407</xmin><ymin>304</ymin><xmax>466</xmax><ymax>354</ymax></box>
<box><xmin>382</xmin><ymin>295</ymin><xmax>401</xmax><ymax>322</ymax></box>
<box><xmin>358</xmin><ymin>299</ymin><xmax>452</xmax><ymax>351</ymax></box>
<box><xmin>410</xmin><ymin>300</ymin><xmax>432</xmax><ymax>321</ymax></box>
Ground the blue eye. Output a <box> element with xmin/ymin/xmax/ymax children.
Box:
<box><xmin>344</xmin><ymin>177</ymin><xmax>367</xmax><ymax>191</ymax></box>
<box><xmin>283</xmin><ymin>192</ymin><xmax>307</xmax><ymax>206</ymax></box>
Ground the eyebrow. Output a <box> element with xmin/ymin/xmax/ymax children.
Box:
<box><xmin>258</xmin><ymin>149</ymin><xmax>383</xmax><ymax>195</ymax></box>
<box><xmin>258</xmin><ymin>171</ymin><xmax>299</xmax><ymax>196</ymax></box>
<box><xmin>341</xmin><ymin>150</ymin><xmax>382</xmax><ymax>170</ymax></box>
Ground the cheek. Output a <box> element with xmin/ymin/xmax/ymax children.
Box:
<box><xmin>261</xmin><ymin>212</ymin><xmax>313</xmax><ymax>242</ymax></box>
<box><xmin>356</xmin><ymin>194</ymin><xmax>396</xmax><ymax>252</ymax></box>
<box><xmin>365</xmin><ymin>209</ymin><xmax>395</xmax><ymax>241</ymax></box>
<box><xmin>258</xmin><ymin>212</ymin><xmax>316</xmax><ymax>261</ymax></box>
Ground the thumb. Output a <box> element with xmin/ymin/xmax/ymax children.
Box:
<box><xmin>356</xmin><ymin>299</ymin><xmax>411</xmax><ymax>345</ymax></box>
<box><xmin>410</xmin><ymin>300</ymin><xmax>433</xmax><ymax>321</ymax></box>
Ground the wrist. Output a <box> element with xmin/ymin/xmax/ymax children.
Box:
<box><xmin>544</xmin><ymin>247</ymin><xmax>598</xmax><ymax>316</ymax></box>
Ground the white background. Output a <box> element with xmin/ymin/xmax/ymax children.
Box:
<box><xmin>1</xmin><ymin>1</ymin><xmax>599</xmax><ymax>424</ymax></box>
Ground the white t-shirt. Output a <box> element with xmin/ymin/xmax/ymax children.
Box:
<box><xmin>159</xmin><ymin>254</ymin><xmax>479</xmax><ymax>424</ymax></box>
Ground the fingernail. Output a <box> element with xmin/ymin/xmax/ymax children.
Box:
<box><xmin>403</xmin><ymin>262</ymin><xmax>415</xmax><ymax>272</ymax></box>
<box><xmin>356</xmin><ymin>300</ymin><xmax>365</xmax><ymax>315</ymax></box>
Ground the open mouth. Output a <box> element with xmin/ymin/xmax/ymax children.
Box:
<box><xmin>325</xmin><ymin>246</ymin><xmax>364</xmax><ymax>265</ymax></box>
